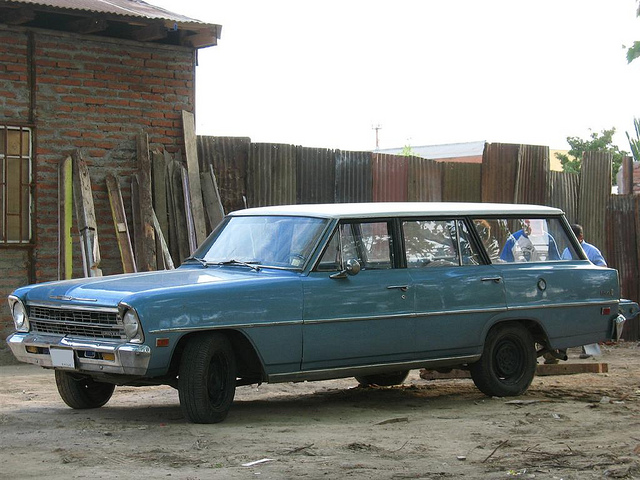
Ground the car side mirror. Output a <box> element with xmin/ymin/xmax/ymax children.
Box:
<box><xmin>330</xmin><ymin>258</ymin><xmax>361</xmax><ymax>279</ymax></box>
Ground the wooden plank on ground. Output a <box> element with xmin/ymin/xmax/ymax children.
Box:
<box><xmin>535</xmin><ymin>363</ymin><xmax>608</xmax><ymax>376</ymax></box>
<box><xmin>72</xmin><ymin>150</ymin><xmax>102</xmax><ymax>277</ymax></box>
<box><xmin>106</xmin><ymin>174</ymin><xmax>136</xmax><ymax>273</ymax></box>
<box><xmin>136</xmin><ymin>132</ymin><xmax>156</xmax><ymax>271</ymax></box>
<box><xmin>201</xmin><ymin>163</ymin><xmax>225</xmax><ymax>232</ymax></box>
<box><xmin>58</xmin><ymin>155</ymin><xmax>73</xmax><ymax>279</ymax></box>
<box><xmin>181</xmin><ymin>110</ymin><xmax>207</xmax><ymax>247</ymax></box>
<box><xmin>152</xmin><ymin>150</ymin><xmax>168</xmax><ymax>270</ymax></box>
<box><xmin>419</xmin><ymin>363</ymin><xmax>609</xmax><ymax>380</ymax></box>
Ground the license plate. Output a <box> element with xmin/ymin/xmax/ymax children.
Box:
<box><xmin>50</xmin><ymin>348</ymin><xmax>75</xmax><ymax>368</ymax></box>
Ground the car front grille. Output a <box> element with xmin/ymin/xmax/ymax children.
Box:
<box><xmin>29</xmin><ymin>305</ymin><xmax>126</xmax><ymax>340</ymax></box>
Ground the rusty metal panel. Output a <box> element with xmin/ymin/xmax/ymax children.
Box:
<box><xmin>408</xmin><ymin>156</ymin><xmax>442</xmax><ymax>202</ymax></box>
<box><xmin>442</xmin><ymin>162</ymin><xmax>482</xmax><ymax>202</ymax></box>
<box><xmin>296</xmin><ymin>146</ymin><xmax>336</xmax><ymax>204</ymax></box>
<box><xmin>335</xmin><ymin>150</ymin><xmax>372</xmax><ymax>203</ymax></box>
<box><xmin>578</xmin><ymin>152</ymin><xmax>612</xmax><ymax>261</ymax></box>
<box><xmin>607</xmin><ymin>195</ymin><xmax>639</xmax><ymax>341</ymax></box>
<box><xmin>197</xmin><ymin>136</ymin><xmax>249</xmax><ymax>213</ymax></box>
<box><xmin>481</xmin><ymin>143</ymin><xmax>519</xmax><ymax>203</ymax></box>
<box><xmin>247</xmin><ymin>143</ymin><xmax>296</xmax><ymax>208</ymax></box>
<box><xmin>372</xmin><ymin>153</ymin><xmax>408</xmax><ymax>202</ymax></box>
<box><xmin>547</xmin><ymin>171</ymin><xmax>580</xmax><ymax>224</ymax></box>
<box><xmin>515</xmin><ymin>145</ymin><xmax>549</xmax><ymax>205</ymax></box>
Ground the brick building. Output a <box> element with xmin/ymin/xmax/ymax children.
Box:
<box><xmin>0</xmin><ymin>0</ymin><xmax>220</xmax><ymax>362</ymax></box>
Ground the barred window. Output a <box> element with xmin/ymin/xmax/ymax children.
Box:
<box><xmin>1</xmin><ymin>125</ymin><xmax>32</xmax><ymax>243</ymax></box>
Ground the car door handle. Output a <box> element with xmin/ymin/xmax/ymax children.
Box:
<box><xmin>387</xmin><ymin>285</ymin><xmax>409</xmax><ymax>292</ymax></box>
<box><xmin>481</xmin><ymin>277</ymin><xmax>502</xmax><ymax>284</ymax></box>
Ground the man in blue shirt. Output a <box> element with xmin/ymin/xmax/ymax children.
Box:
<box><xmin>561</xmin><ymin>224</ymin><xmax>607</xmax><ymax>266</ymax></box>
<box><xmin>500</xmin><ymin>219</ymin><xmax>561</xmax><ymax>262</ymax></box>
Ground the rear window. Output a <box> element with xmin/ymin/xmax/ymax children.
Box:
<box><xmin>472</xmin><ymin>218</ymin><xmax>580</xmax><ymax>263</ymax></box>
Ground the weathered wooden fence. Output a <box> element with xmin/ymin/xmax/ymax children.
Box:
<box><xmin>195</xmin><ymin>137</ymin><xmax>639</xmax><ymax>340</ymax></box>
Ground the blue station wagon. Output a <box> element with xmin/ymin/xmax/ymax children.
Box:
<box><xmin>6</xmin><ymin>202</ymin><xmax>639</xmax><ymax>423</ymax></box>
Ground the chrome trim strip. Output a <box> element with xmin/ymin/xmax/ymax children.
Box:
<box><xmin>26</xmin><ymin>301</ymin><xmax>119</xmax><ymax>313</ymax></box>
<box><xmin>507</xmin><ymin>300</ymin><xmax>618</xmax><ymax>311</ymax></box>
<box><xmin>151</xmin><ymin>300</ymin><xmax>616</xmax><ymax>333</ymax></box>
<box><xmin>267</xmin><ymin>354</ymin><xmax>481</xmax><ymax>383</ymax></box>
<box><xmin>149</xmin><ymin>319</ymin><xmax>303</xmax><ymax>334</ymax></box>
<box><xmin>49</xmin><ymin>295</ymin><xmax>98</xmax><ymax>302</ymax></box>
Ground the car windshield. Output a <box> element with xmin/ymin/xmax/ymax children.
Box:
<box><xmin>200</xmin><ymin>215</ymin><xmax>329</xmax><ymax>269</ymax></box>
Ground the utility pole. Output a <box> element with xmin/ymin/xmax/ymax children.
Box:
<box><xmin>372</xmin><ymin>124</ymin><xmax>382</xmax><ymax>151</ymax></box>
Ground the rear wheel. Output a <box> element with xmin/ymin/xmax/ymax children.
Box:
<box><xmin>55</xmin><ymin>370</ymin><xmax>115</xmax><ymax>409</ymax></box>
<box><xmin>178</xmin><ymin>333</ymin><xmax>237</xmax><ymax>424</ymax></box>
<box><xmin>355</xmin><ymin>370</ymin><xmax>410</xmax><ymax>387</ymax></box>
<box><xmin>470</xmin><ymin>324</ymin><xmax>536</xmax><ymax>397</ymax></box>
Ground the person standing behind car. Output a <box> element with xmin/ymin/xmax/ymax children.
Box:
<box><xmin>561</xmin><ymin>223</ymin><xmax>606</xmax><ymax>360</ymax></box>
<box><xmin>561</xmin><ymin>224</ymin><xmax>607</xmax><ymax>266</ymax></box>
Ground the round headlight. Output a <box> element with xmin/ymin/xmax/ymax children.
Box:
<box><xmin>12</xmin><ymin>301</ymin><xmax>29</xmax><ymax>332</ymax></box>
<box><xmin>123</xmin><ymin>309</ymin><xmax>143</xmax><ymax>343</ymax></box>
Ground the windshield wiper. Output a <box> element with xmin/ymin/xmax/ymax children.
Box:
<box><xmin>218</xmin><ymin>259</ymin><xmax>261</xmax><ymax>272</ymax></box>
<box><xmin>184</xmin><ymin>256</ymin><xmax>209</xmax><ymax>267</ymax></box>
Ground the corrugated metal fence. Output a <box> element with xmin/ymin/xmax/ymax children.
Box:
<box><xmin>197</xmin><ymin>136</ymin><xmax>639</xmax><ymax>340</ymax></box>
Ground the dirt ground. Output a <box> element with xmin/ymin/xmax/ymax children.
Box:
<box><xmin>1</xmin><ymin>344</ymin><xmax>639</xmax><ymax>480</ymax></box>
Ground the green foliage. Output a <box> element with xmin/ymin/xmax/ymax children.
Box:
<box><xmin>627</xmin><ymin>2</ymin><xmax>640</xmax><ymax>63</ymax></box>
<box><xmin>626</xmin><ymin>117</ymin><xmax>640</xmax><ymax>161</ymax></box>
<box><xmin>555</xmin><ymin>128</ymin><xmax>628</xmax><ymax>183</ymax></box>
<box><xmin>401</xmin><ymin>144</ymin><xmax>416</xmax><ymax>157</ymax></box>
<box><xmin>627</xmin><ymin>41</ymin><xmax>640</xmax><ymax>63</ymax></box>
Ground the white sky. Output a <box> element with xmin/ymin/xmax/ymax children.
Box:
<box><xmin>148</xmin><ymin>0</ymin><xmax>640</xmax><ymax>152</ymax></box>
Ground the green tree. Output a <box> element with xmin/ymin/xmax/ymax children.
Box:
<box><xmin>555</xmin><ymin>128</ymin><xmax>628</xmax><ymax>183</ymax></box>
<box><xmin>627</xmin><ymin>2</ymin><xmax>640</xmax><ymax>63</ymax></box>
<box><xmin>626</xmin><ymin>117</ymin><xmax>640</xmax><ymax>161</ymax></box>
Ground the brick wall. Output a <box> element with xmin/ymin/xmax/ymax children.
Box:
<box><xmin>0</xmin><ymin>24</ymin><xmax>197</xmax><ymax>358</ymax></box>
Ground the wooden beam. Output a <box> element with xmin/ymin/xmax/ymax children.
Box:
<box><xmin>201</xmin><ymin>163</ymin><xmax>225</xmax><ymax>232</ymax></box>
<box><xmin>535</xmin><ymin>363</ymin><xmax>608</xmax><ymax>376</ymax></box>
<box><xmin>166</xmin><ymin>152</ymin><xmax>190</xmax><ymax>263</ymax></box>
<box><xmin>419</xmin><ymin>363</ymin><xmax>610</xmax><ymax>381</ymax></box>
<box><xmin>181</xmin><ymin>159</ymin><xmax>198</xmax><ymax>254</ymax></box>
<box><xmin>72</xmin><ymin>151</ymin><xmax>102</xmax><ymax>277</ymax></box>
<box><xmin>106</xmin><ymin>174</ymin><xmax>136</xmax><ymax>273</ymax></box>
<box><xmin>182</xmin><ymin>110</ymin><xmax>207</xmax><ymax>247</ymax></box>
<box><xmin>67</xmin><ymin>17</ymin><xmax>108</xmax><ymax>34</ymax></box>
<box><xmin>152</xmin><ymin>150</ymin><xmax>168</xmax><ymax>270</ymax></box>
<box><xmin>1</xmin><ymin>7</ymin><xmax>35</xmax><ymax>25</ymax></box>
<box><xmin>152</xmin><ymin>209</ymin><xmax>174</xmax><ymax>270</ymax></box>
<box><xmin>58</xmin><ymin>156</ymin><xmax>73</xmax><ymax>280</ymax></box>
<box><xmin>136</xmin><ymin>132</ymin><xmax>156</xmax><ymax>271</ymax></box>
<box><xmin>130</xmin><ymin>175</ymin><xmax>143</xmax><ymax>269</ymax></box>
<box><xmin>131</xmin><ymin>23</ymin><xmax>167</xmax><ymax>42</ymax></box>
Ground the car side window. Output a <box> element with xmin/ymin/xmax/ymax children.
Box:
<box><xmin>473</xmin><ymin>217</ymin><xmax>579</xmax><ymax>263</ymax></box>
<box><xmin>316</xmin><ymin>221</ymin><xmax>393</xmax><ymax>271</ymax></box>
<box><xmin>403</xmin><ymin>219</ymin><xmax>481</xmax><ymax>267</ymax></box>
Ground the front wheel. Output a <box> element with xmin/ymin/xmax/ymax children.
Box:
<box><xmin>55</xmin><ymin>370</ymin><xmax>115</xmax><ymax>409</ymax></box>
<box><xmin>178</xmin><ymin>333</ymin><xmax>237</xmax><ymax>424</ymax></box>
<box><xmin>470</xmin><ymin>324</ymin><xmax>536</xmax><ymax>397</ymax></box>
<box><xmin>355</xmin><ymin>370</ymin><xmax>410</xmax><ymax>387</ymax></box>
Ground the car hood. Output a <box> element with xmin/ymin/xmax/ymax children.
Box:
<box><xmin>18</xmin><ymin>266</ymin><xmax>289</xmax><ymax>309</ymax></box>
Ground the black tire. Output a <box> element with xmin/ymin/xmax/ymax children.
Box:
<box><xmin>178</xmin><ymin>333</ymin><xmax>237</xmax><ymax>424</ymax></box>
<box><xmin>355</xmin><ymin>370</ymin><xmax>410</xmax><ymax>387</ymax></box>
<box><xmin>470</xmin><ymin>324</ymin><xmax>536</xmax><ymax>397</ymax></box>
<box><xmin>55</xmin><ymin>370</ymin><xmax>115</xmax><ymax>409</ymax></box>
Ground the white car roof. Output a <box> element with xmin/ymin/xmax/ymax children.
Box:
<box><xmin>229</xmin><ymin>202</ymin><xmax>564</xmax><ymax>219</ymax></box>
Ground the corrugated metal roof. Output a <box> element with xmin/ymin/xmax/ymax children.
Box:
<box><xmin>4</xmin><ymin>0</ymin><xmax>205</xmax><ymax>24</ymax></box>
<box><xmin>378</xmin><ymin>141</ymin><xmax>485</xmax><ymax>160</ymax></box>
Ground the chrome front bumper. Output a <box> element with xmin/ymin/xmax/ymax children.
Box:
<box><xmin>6</xmin><ymin>332</ymin><xmax>151</xmax><ymax>376</ymax></box>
